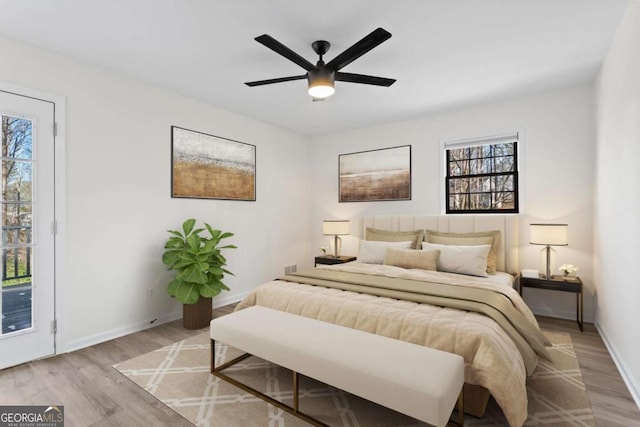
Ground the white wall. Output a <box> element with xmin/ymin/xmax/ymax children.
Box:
<box><xmin>311</xmin><ymin>84</ymin><xmax>596</xmax><ymax>322</ymax></box>
<box><xmin>594</xmin><ymin>0</ymin><xmax>640</xmax><ymax>406</ymax></box>
<box><xmin>0</xmin><ymin>35</ymin><xmax>312</xmax><ymax>351</ymax></box>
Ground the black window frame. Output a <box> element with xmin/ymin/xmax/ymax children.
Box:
<box><xmin>445</xmin><ymin>139</ymin><xmax>519</xmax><ymax>214</ymax></box>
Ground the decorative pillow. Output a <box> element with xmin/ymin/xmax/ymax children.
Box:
<box><xmin>421</xmin><ymin>242</ymin><xmax>491</xmax><ymax>277</ymax></box>
<box><xmin>425</xmin><ymin>230</ymin><xmax>501</xmax><ymax>274</ymax></box>
<box><xmin>384</xmin><ymin>248</ymin><xmax>440</xmax><ymax>271</ymax></box>
<box><xmin>365</xmin><ymin>228</ymin><xmax>424</xmax><ymax>250</ymax></box>
<box><xmin>357</xmin><ymin>240</ymin><xmax>413</xmax><ymax>264</ymax></box>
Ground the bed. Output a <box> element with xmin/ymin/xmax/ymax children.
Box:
<box><xmin>236</xmin><ymin>215</ymin><xmax>550</xmax><ymax>427</ymax></box>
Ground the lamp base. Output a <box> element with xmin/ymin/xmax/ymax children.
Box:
<box><xmin>541</xmin><ymin>245</ymin><xmax>557</xmax><ymax>280</ymax></box>
<box><xmin>333</xmin><ymin>235</ymin><xmax>342</xmax><ymax>258</ymax></box>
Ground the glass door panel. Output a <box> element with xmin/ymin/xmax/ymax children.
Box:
<box><xmin>1</xmin><ymin>115</ymin><xmax>34</xmax><ymax>336</ymax></box>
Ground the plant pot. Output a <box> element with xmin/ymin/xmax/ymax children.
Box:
<box><xmin>182</xmin><ymin>297</ymin><xmax>212</xmax><ymax>330</ymax></box>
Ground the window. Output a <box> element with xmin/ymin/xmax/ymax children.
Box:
<box><xmin>445</xmin><ymin>133</ymin><xmax>519</xmax><ymax>214</ymax></box>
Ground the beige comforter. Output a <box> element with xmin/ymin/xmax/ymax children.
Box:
<box><xmin>236</xmin><ymin>263</ymin><xmax>548</xmax><ymax>426</ymax></box>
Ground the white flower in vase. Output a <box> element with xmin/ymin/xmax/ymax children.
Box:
<box><xmin>559</xmin><ymin>264</ymin><xmax>579</xmax><ymax>276</ymax></box>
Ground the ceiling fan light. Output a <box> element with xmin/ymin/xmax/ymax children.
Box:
<box><xmin>308</xmin><ymin>68</ymin><xmax>335</xmax><ymax>99</ymax></box>
<box><xmin>308</xmin><ymin>82</ymin><xmax>335</xmax><ymax>98</ymax></box>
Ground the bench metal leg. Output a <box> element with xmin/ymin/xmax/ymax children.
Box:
<box><xmin>210</xmin><ymin>339</ymin><xmax>328</xmax><ymax>427</ymax></box>
<box><xmin>293</xmin><ymin>371</ymin><xmax>299</xmax><ymax>412</ymax></box>
<box><xmin>211</xmin><ymin>339</ymin><xmax>252</xmax><ymax>373</ymax></box>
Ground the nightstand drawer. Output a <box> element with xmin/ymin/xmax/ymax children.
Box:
<box><xmin>314</xmin><ymin>255</ymin><xmax>356</xmax><ymax>266</ymax></box>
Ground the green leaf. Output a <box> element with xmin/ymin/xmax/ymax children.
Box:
<box><xmin>200</xmin><ymin>281</ymin><xmax>222</xmax><ymax>298</ymax></box>
<box><xmin>176</xmin><ymin>251</ymin><xmax>196</xmax><ymax>260</ymax></box>
<box><xmin>167</xmin><ymin>230</ymin><xmax>184</xmax><ymax>238</ymax></box>
<box><xmin>187</xmin><ymin>233</ymin><xmax>201</xmax><ymax>252</ymax></box>
<box><xmin>222</xmin><ymin>268</ymin><xmax>235</xmax><ymax>276</ymax></box>
<box><xmin>173</xmin><ymin>259</ymin><xmax>195</xmax><ymax>271</ymax></box>
<box><xmin>176</xmin><ymin>269</ymin><xmax>189</xmax><ymax>281</ymax></box>
<box><xmin>208</xmin><ymin>267</ymin><xmax>224</xmax><ymax>276</ymax></box>
<box><xmin>184</xmin><ymin>266</ymin><xmax>207</xmax><ymax>284</ymax></box>
<box><xmin>162</xmin><ymin>250</ymin><xmax>182</xmax><ymax>267</ymax></box>
<box><xmin>220</xmin><ymin>244</ymin><xmax>237</xmax><ymax>249</ymax></box>
<box><xmin>219</xmin><ymin>232</ymin><xmax>234</xmax><ymax>239</ymax></box>
<box><xmin>164</xmin><ymin>237</ymin><xmax>185</xmax><ymax>249</ymax></box>
<box><xmin>198</xmin><ymin>246</ymin><xmax>214</xmax><ymax>256</ymax></box>
<box><xmin>203</xmin><ymin>239</ymin><xmax>217</xmax><ymax>252</ymax></box>
<box><xmin>182</xmin><ymin>218</ymin><xmax>196</xmax><ymax>237</ymax></box>
<box><xmin>196</xmin><ymin>253</ymin><xmax>211</xmax><ymax>262</ymax></box>
<box><xmin>191</xmin><ymin>227</ymin><xmax>205</xmax><ymax>236</ymax></box>
<box><xmin>174</xmin><ymin>281</ymin><xmax>199</xmax><ymax>304</ymax></box>
<box><xmin>167</xmin><ymin>278</ymin><xmax>181</xmax><ymax>296</ymax></box>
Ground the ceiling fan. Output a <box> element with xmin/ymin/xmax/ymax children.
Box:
<box><xmin>245</xmin><ymin>27</ymin><xmax>396</xmax><ymax>100</ymax></box>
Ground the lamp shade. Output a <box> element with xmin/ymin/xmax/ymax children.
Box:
<box><xmin>530</xmin><ymin>224</ymin><xmax>568</xmax><ymax>246</ymax></box>
<box><xmin>322</xmin><ymin>220</ymin><xmax>350</xmax><ymax>235</ymax></box>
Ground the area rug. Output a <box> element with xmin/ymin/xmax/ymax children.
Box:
<box><xmin>114</xmin><ymin>331</ymin><xmax>594</xmax><ymax>426</ymax></box>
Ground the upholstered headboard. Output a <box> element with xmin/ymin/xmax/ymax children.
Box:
<box><xmin>357</xmin><ymin>215</ymin><xmax>519</xmax><ymax>274</ymax></box>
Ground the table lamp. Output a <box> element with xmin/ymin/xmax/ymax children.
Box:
<box><xmin>322</xmin><ymin>220</ymin><xmax>350</xmax><ymax>258</ymax></box>
<box><xmin>530</xmin><ymin>223</ymin><xmax>568</xmax><ymax>279</ymax></box>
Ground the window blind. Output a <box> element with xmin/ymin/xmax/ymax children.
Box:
<box><xmin>444</xmin><ymin>132</ymin><xmax>519</xmax><ymax>150</ymax></box>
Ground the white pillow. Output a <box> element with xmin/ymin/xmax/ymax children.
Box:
<box><xmin>358</xmin><ymin>240</ymin><xmax>413</xmax><ymax>264</ymax></box>
<box><xmin>422</xmin><ymin>242</ymin><xmax>491</xmax><ymax>277</ymax></box>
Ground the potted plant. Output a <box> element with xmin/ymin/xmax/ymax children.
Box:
<box><xmin>162</xmin><ymin>218</ymin><xmax>236</xmax><ymax>329</ymax></box>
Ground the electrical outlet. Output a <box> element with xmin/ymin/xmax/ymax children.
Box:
<box><xmin>283</xmin><ymin>264</ymin><xmax>297</xmax><ymax>275</ymax></box>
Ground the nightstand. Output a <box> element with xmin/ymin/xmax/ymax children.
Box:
<box><xmin>519</xmin><ymin>273</ymin><xmax>583</xmax><ymax>332</ymax></box>
<box><xmin>314</xmin><ymin>255</ymin><xmax>356</xmax><ymax>267</ymax></box>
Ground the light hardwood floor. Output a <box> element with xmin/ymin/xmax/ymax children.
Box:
<box><xmin>1</xmin><ymin>306</ymin><xmax>638</xmax><ymax>426</ymax></box>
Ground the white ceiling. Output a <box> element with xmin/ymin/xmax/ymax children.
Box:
<box><xmin>0</xmin><ymin>0</ymin><xmax>629</xmax><ymax>136</ymax></box>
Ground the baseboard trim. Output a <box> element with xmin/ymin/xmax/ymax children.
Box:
<box><xmin>595</xmin><ymin>321</ymin><xmax>640</xmax><ymax>411</ymax></box>
<box><xmin>63</xmin><ymin>309</ymin><xmax>182</xmax><ymax>353</ymax></box>
<box><xmin>213</xmin><ymin>291</ymin><xmax>249</xmax><ymax>309</ymax></box>
<box><xmin>63</xmin><ymin>292</ymin><xmax>248</xmax><ymax>354</ymax></box>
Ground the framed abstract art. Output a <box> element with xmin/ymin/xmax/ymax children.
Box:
<box><xmin>339</xmin><ymin>145</ymin><xmax>411</xmax><ymax>202</ymax></box>
<box><xmin>171</xmin><ymin>126</ymin><xmax>256</xmax><ymax>201</ymax></box>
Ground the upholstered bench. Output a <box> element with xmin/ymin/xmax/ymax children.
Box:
<box><xmin>210</xmin><ymin>306</ymin><xmax>464</xmax><ymax>427</ymax></box>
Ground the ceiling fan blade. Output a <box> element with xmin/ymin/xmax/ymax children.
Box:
<box><xmin>336</xmin><ymin>72</ymin><xmax>396</xmax><ymax>87</ymax></box>
<box><xmin>255</xmin><ymin>35</ymin><xmax>315</xmax><ymax>71</ymax></box>
<box><xmin>325</xmin><ymin>28</ymin><xmax>392</xmax><ymax>72</ymax></box>
<box><xmin>245</xmin><ymin>75</ymin><xmax>307</xmax><ymax>87</ymax></box>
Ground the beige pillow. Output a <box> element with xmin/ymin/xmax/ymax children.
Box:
<box><xmin>425</xmin><ymin>230</ymin><xmax>501</xmax><ymax>274</ymax></box>
<box><xmin>365</xmin><ymin>228</ymin><xmax>424</xmax><ymax>250</ymax></box>
<box><xmin>358</xmin><ymin>240</ymin><xmax>414</xmax><ymax>264</ymax></box>
<box><xmin>421</xmin><ymin>243</ymin><xmax>491</xmax><ymax>277</ymax></box>
<box><xmin>384</xmin><ymin>248</ymin><xmax>440</xmax><ymax>271</ymax></box>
